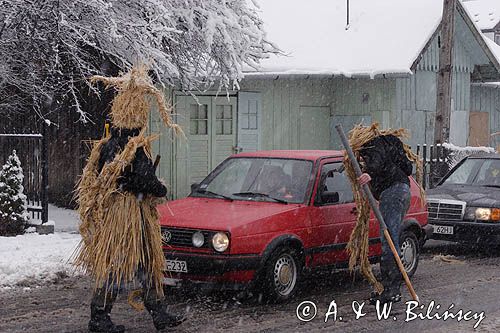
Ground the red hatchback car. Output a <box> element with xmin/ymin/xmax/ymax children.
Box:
<box><xmin>158</xmin><ymin>150</ymin><xmax>429</xmax><ymax>302</ymax></box>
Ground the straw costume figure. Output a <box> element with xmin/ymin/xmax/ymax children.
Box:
<box><xmin>74</xmin><ymin>65</ymin><xmax>184</xmax><ymax>332</ymax></box>
<box><xmin>343</xmin><ymin>123</ymin><xmax>424</xmax><ymax>305</ymax></box>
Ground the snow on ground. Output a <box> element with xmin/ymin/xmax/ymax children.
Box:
<box><xmin>0</xmin><ymin>232</ymin><xmax>81</xmax><ymax>288</ymax></box>
<box><xmin>29</xmin><ymin>204</ymin><xmax>80</xmax><ymax>233</ymax></box>
<box><xmin>0</xmin><ymin>205</ymin><xmax>82</xmax><ymax>288</ymax></box>
<box><xmin>48</xmin><ymin>204</ymin><xmax>80</xmax><ymax>233</ymax></box>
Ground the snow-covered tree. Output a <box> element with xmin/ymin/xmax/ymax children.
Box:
<box><xmin>0</xmin><ymin>0</ymin><xmax>278</xmax><ymax>122</ymax></box>
<box><xmin>0</xmin><ymin>150</ymin><xmax>29</xmax><ymax>236</ymax></box>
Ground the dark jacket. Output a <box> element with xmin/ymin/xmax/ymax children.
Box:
<box><xmin>97</xmin><ymin>127</ymin><xmax>167</xmax><ymax>197</ymax></box>
<box><xmin>359</xmin><ymin>134</ymin><xmax>412</xmax><ymax>200</ymax></box>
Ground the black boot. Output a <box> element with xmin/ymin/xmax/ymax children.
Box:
<box><xmin>144</xmin><ymin>293</ymin><xmax>185</xmax><ymax>330</ymax></box>
<box><xmin>369</xmin><ymin>288</ymin><xmax>402</xmax><ymax>305</ymax></box>
<box><xmin>89</xmin><ymin>289</ymin><xmax>125</xmax><ymax>333</ymax></box>
<box><xmin>369</xmin><ymin>258</ymin><xmax>402</xmax><ymax>305</ymax></box>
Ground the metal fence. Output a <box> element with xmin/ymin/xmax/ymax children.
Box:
<box><xmin>414</xmin><ymin>143</ymin><xmax>497</xmax><ymax>189</ymax></box>
<box><xmin>414</xmin><ymin>144</ymin><xmax>449</xmax><ymax>189</ymax></box>
<box><xmin>0</xmin><ymin>129</ymin><xmax>48</xmax><ymax>223</ymax></box>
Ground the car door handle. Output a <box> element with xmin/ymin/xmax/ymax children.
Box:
<box><xmin>350</xmin><ymin>207</ymin><xmax>357</xmax><ymax>215</ymax></box>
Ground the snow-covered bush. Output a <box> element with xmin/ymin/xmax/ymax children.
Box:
<box><xmin>0</xmin><ymin>150</ymin><xmax>29</xmax><ymax>236</ymax></box>
<box><xmin>0</xmin><ymin>0</ymin><xmax>278</xmax><ymax>122</ymax></box>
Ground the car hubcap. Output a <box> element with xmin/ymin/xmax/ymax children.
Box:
<box><xmin>401</xmin><ymin>237</ymin><xmax>417</xmax><ymax>272</ymax></box>
<box><xmin>273</xmin><ymin>254</ymin><xmax>297</xmax><ymax>296</ymax></box>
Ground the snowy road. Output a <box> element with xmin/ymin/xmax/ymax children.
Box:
<box><xmin>1</xmin><ymin>241</ymin><xmax>499</xmax><ymax>333</ymax></box>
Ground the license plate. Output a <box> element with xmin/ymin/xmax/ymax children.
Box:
<box><xmin>166</xmin><ymin>260</ymin><xmax>188</xmax><ymax>273</ymax></box>
<box><xmin>433</xmin><ymin>225</ymin><xmax>454</xmax><ymax>235</ymax></box>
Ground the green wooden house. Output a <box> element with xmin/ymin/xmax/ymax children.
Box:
<box><xmin>153</xmin><ymin>0</ymin><xmax>500</xmax><ymax>199</ymax></box>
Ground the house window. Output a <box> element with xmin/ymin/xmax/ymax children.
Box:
<box><xmin>215</xmin><ymin>105</ymin><xmax>233</xmax><ymax>135</ymax></box>
<box><xmin>190</xmin><ymin>104</ymin><xmax>208</xmax><ymax>135</ymax></box>
<box><xmin>495</xmin><ymin>33</ymin><xmax>500</xmax><ymax>45</ymax></box>
<box><xmin>241</xmin><ymin>100</ymin><xmax>258</xmax><ymax>130</ymax></box>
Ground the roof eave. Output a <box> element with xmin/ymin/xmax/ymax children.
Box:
<box><xmin>242</xmin><ymin>71</ymin><xmax>411</xmax><ymax>80</ymax></box>
<box><xmin>410</xmin><ymin>22</ymin><xmax>442</xmax><ymax>72</ymax></box>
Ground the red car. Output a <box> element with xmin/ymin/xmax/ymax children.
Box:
<box><xmin>158</xmin><ymin>150</ymin><xmax>429</xmax><ymax>302</ymax></box>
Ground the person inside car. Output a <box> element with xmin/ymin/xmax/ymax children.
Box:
<box><xmin>483</xmin><ymin>162</ymin><xmax>500</xmax><ymax>185</ymax></box>
<box><xmin>259</xmin><ymin>165</ymin><xmax>292</xmax><ymax>199</ymax></box>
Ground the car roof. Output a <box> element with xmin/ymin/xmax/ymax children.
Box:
<box><xmin>232</xmin><ymin>150</ymin><xmax>344</xmax><ymax>161</ymax></box>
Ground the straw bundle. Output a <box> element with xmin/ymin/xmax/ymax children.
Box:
<box><xmin>74</xmin><ymin>133</ymin><xmax>165</xmax><ymax>297</ymax></box>
<box><xmin>90</xmin><ymin>64</ymin><xmax>182</xmax><ymax>136</ymax></box>
<box><xmin>343</xmin><ymin>122</ymin><xmax>424</xmax><ymax>293</ymax></box>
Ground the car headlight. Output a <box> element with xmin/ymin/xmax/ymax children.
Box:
<box><xmin>474</xmin><ymin>208</ymin><xmax>500</xmax><ymax>222</ymax></box>
<box><xmin>192</xmin><ymin>231</ymin><xmax>205</xmax><ymax>248</ymax></box>
<box><xmin>212</xmin><ymin>232</ymin><xmax>229</xmax><ymax>252</ymax></box>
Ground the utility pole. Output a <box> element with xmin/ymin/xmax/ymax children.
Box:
<box><xmin>434</xmin><ymin>0</ymin><xmax>456</xmax><ymax>145</ymax></box>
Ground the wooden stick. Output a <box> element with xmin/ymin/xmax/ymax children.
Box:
<box><xmin>153</xmin><ymin>155</ymin><xmax>161</xmax><ymax>170</ymax></box>
<box><xmin>335</xmin><ymin>124</ymin><xmax>419</xmax><ymax>302</ymax></box>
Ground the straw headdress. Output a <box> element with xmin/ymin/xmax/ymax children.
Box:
<box><xmin>343</xmin><ymin>122</ymin><xmax>424</xmax><ymax>294</ymax></box>
<box><xmin>90</xmin><ymin>64</ymin><xmax>182</xmax><ymax>134</ymax></box>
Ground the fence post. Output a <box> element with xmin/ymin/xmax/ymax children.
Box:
<box><xmin>41</xmin><ymin>122</ymin><xmax>49</xmax><ymax>224</ymax></box>
<box><xmin>422</xmin><ymin>144</ymin><xmax>427</xmax><ymax>189</ymax></box>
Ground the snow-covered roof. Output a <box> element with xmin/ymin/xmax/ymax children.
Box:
<box><xmin>248</xmin><ymin>0</ymin><xmax>443</xmax><ymax>78</ymax></box>
<box><xmin>484</xmin><ymin>35</ymin><xmax>500</xmax><ymax>63</ymax></box>
<box><xmin>247</xmin><ymin>0</ymin><xmax>500</xmax><ymax>78</ymax></box>
<box><xmin>462</xmin><ymin>0</ymin><xmax>500</xmax><ymax>30</ymax></box>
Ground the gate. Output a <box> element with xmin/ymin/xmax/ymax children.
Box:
<box><xmin>0</xmin><ymin>129</ymin><xmax>48</xmax><ymax>223</ymax></box>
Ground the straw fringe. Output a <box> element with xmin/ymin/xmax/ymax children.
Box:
<box><xmin>343</xmin><ymin>122</ymin><xmax>425</xmax><ymax>294</ymax></box>
<box><xmin>74</xmin><ymin>133</ymin><xmax>165</xmax><ymax>298</ymax></box>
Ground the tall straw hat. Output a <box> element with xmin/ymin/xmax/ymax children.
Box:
<box><xmin>90</xmin><ymin>64</ymin><xmax>182</xmax><ymax>134</ymax></box>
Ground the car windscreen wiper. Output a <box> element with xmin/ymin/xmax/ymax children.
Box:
<box><xmin>196</xmin><ymin>189</ymin><xmax>233</xmax><ymax>201</ymax></box>
<box><xmin>232</xmin><ymin>192</ymin><xmax>288</xmax><ymax>204</ymax></box>
<box><xmin>482</xmin><ymin>184</ymin><xmax>500</xmax><ymax>189</ymax></box>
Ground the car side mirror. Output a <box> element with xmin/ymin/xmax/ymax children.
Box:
<box><xmin>321</xmin><ymin>191</ymin><xmax>339</xmax><ymax>204</ymax></box>
<box><xmin>191</xmin><ymin>183</ymin><xmax>200</xmax><ymax>193</ymax></box>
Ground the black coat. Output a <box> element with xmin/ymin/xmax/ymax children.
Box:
<box><xmin>97</xmin><ymin>127</ymin><xmax>167</xmax><ymax>197</ymax></box>
<box><xmin>359</xmin><ymin>134</ymin><xmax>412</xmax><ymax>200</ymax></box>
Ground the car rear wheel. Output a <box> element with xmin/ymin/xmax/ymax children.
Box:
<box><xmin>261</xmin><ymin>246</ymin><xmax>301</xmax><ymax>303</ymax></box>
<box><xmin>400</xmin><ymin>230</ymin><xmax>419</xmax><ymax>277</ymax></box>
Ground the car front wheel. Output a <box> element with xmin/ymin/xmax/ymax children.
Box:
<box><xmin>400</xmin><ymin>230</ymin><xmax>419</xmax><ymax>277</ymax></box>
<box><xmin>261</xmin><ymin>246</ymin><xmax>301</xmax><ymax>303</ymax></box>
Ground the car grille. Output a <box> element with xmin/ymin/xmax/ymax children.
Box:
<box><xmin>427</xmin><ymin>199</ymin><xmax>466</xmax><ymax>221</ymax></box>
<box><xmin>161</xmin><ymin>227</ymin><xmax>213</xmax><ymax>249</ymax></box>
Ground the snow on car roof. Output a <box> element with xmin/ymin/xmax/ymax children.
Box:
<box><xmin>233</xmin><ymin>150</ymin><xmax>344</xmax><ymax>161</ymax></box>
<box><xmin>462</xmin><ymin>0</ymin><xmax>500</xmax><ymax>30</ymax></box>
<box><xmin>248</xmin><ymin>0</ymin><xmax>443</xmax><ymax>78</ymax></box>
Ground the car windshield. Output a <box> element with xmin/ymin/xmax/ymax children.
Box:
<box><xmin>194</xmin><ymin>158</ymin><xmax>313</xmax><ymax>204</ymax></box>
<box><xmin>443</xmin><ymin>158</ymin><xmax>500</xmax><ymax>186</ymax></box>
